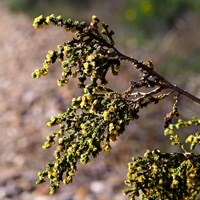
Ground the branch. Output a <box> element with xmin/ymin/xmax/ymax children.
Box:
<box><xmin>115</xmin><ymin>49</ymin><xmax>200</xmax><ymax>105</ymax></box>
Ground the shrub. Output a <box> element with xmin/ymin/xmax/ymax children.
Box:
<box><xmin>32</xmin><ymin>15</ymin><xmax>200</xmax><ymax>199</ymax></box>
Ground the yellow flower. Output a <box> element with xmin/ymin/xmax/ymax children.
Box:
<box><xmin>57</xmin><ymin>80</ymin><xmax>63</xmax><ymax>87</ymax></box>
<box><xmin>68</xmin><ymin>171</ymin><xmax>75</xmax><ymax>176</ymax></box>
<box><xmin>137</xmin><ymin>166</ymin><xmax>142</xmax><ymax>172</ymax></box>
<box><xmin>89</xmin><ymin>108</ymin><xmax>96</xmax><ymax>114</ymax></box>
<box><xmin>80</xmin><ymin>100</ymin><xmax>87</xmax><ymax>108</ymax></box>
<box><xmin>109</xmin><ymin>123</ymin><xmax>115</xmax><ymax>132</ymax></box>
<box><xmin>137</xmin><ymin>175</ymin><xmax>145</xmax><ymax>183</ymax></box>
<box><xmin>52</xmin><ymin>171</ymin><xmax>58</xmax><ymax>178</ymax></box>
<box><xmin>49</xmin><ymin>187</ymin><xmax>56</xmax><ymax>195</ymax></box>
<box><xmin>33</xmin><ymin>15</ymin><xmax>44</xmax><ymax>28</ymax></box>
<box><xmin>43</xmin><ymin>63</ymin><xmax>50</xmax><ymax>70</ymax></box>
<box><xmin>82</xmin><ymin>129</ymin><xmax>87</xmax><ymax>135</ymax></box>
<box><xmin>93</xmin><ymin>100</ymin><xmax>98</xmax><ymax>105</ymax></box>
<box><xmin>62</xmin><ymin>72</ymin><xmax>67</xmax><ymax>77</ymax></box>
<box><xmin>110</xmin><ymin>134</ymin><xmax>117</xmax><ymax>141</ymax></box>
<box><xmin>46</xmin><ymin>122</ymin><xmax>51</xmax><ymax>127</ymax></box>
<box><xmin>58</xmin><ymin>138</ymin><xmax>63</xmax><ymax>144</ymax></box>
<box><xmin>98</xmin><ymin>54</ymin><xmax>104</xmax><ymax>59</ymax></box>
<box><xmin>115</xmin><ymin>125</ymin><xmax>120</xmax><ymax>130</ymax></box>
<box><xmin>114</xmin><ymin>65</ymin><xmax>120</xmax><ymax>73</ymax></box>
<box><xmin>56</xmin><ymin>15</ymin><xmax>62</xmax><ymax>20</ymax></box>
<box><xmin>109</xmin><ymin>107</ymin><xmax>115</xmax><ymax>112</ymax></box>
<box><xmin>144</xmin><ymin>150</ymin><xmax>151</xmax><ymax>158</ymax></box>
<box><xmin>71</xmin><ymin>72</ymin><xmax>77</xmax><ymax>78</ymax></box>
<box><xmin>171</xmin><ymin>179</ymin><xmax>179</xmax><ymax>188</ymax></box>
<box><xmin>104</xmin><ymin>144</ymin><xmax>111</xmax><ymax>153</ymax></box>
<box><xmin>86</xmin><ymin>94</ymin><xmax>94</xmax><ymax>101</ymax></box>
<box><xmin>72</xmin><ymin>143</ymin><xmax>77</xmax><ymax>148</ymax></box>
<box><xmin>80</xmin><ymin>123</ymin><xmax>86</xmax><ymax>129</ymax></box>
<box><xmin>70</xmin><ymin>27</ymin><xmax>76</xmax><ymax>32</ymax></box>
<box><xmin>87</xmin><ymin>139</ymin><xmax>93</xmax><ymax>145</ymax></box>
<box><xmin>56</xmin><ymin>145</ymin><xmax>64</xmax><ymax>152</ymax></box>
<box><xmin>93</xmin><ymin>147</ymin><xmax>97</xmax><ymax>151</ymax></box>
<box><xmin>49</xmin><ymin>14</ymin><xmax>55</xmax><ymax>19</ymax></box>
<box><xmin>186</xmin><ymin>135</ymin><xmax>193</xmax><ymax>143</ymax></box>
<box><xmin>103</xmin><ymin>111</ymin><xmax>110</xmax><ymax>121</ymax></box>
<box><xmin>113</xmin><ymin>130</ymin><xmax>119</xmax><ymax>136</ymax></box>
<box><xmin>34</xmin><ymin>69</ymin><xmax>42</xmax><ymax>78</ymax></box>
<box><xmin>63</xmin><ymin>176</ymin><xmax>72</xmax><ymax>184</ymax></box>
<box><xmin>63</xmin><ymin>45</ymin><xmax>71</xmax><ymax>55</ymax></box>
<box><xmin>46</xmin><ymin>16</ymin><xmax>51</xmax><ymax>24</ymax></box>
<box><xmin>87</xmin><ymin>54</ymin><xmax>95</xmax><ymax>61</ymax></box>
<box><xmin>83</xmin><ymin>62</ymin><xmax>89</xmax><ymax>68</ymax></box>
<box><xmin>102</xmin><ymin>141</ymin><xmax>112</xmax><ymax>152</ymax></box>
<box><xmin>42</xmin><ymin>70</ymin><xmax>48</xmax><ymax>76</ymax></box>
<box><xmin>65</xmin><ymin>27</ymin><xmax>70</xmax><ymax>32</ymax></box>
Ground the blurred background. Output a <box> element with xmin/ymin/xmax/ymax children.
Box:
<box><xmin>1</xmin><ymin>0</ymin><xmax>200</xmax><ymax>199</ymax></box>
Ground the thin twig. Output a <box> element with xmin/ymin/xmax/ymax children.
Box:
<box><xmin>131</xmin><ymin>86</ymin><xmax>162</xmax><ymax>103</ymax></box>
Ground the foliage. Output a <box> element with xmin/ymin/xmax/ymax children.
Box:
<box><xmin>124</xmin><ymin>150</ymin><xmax>200</xmax><ymax>200</ymax></box>
<box><xmin>123</xmin><ymin>0</ymin><xmax>200</xmax><ymax>36</ymax></box>
<box><xmin>124</xmin><ymin>117</ymin><xmax>200</xmax><ymax>200</ymax></box>
<box><xmin>32</xmin><ymin>15</ymin><xmax>200</xmax><ymax>199</ymax></box>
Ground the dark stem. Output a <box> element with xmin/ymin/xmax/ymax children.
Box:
<box><xmin>114</xmin><ymin>49</ymin><xmax>200</xmax><ymax>105</ymax></box>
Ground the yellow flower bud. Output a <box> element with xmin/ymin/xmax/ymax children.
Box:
<box><xmin>87</xmin><ymin>54</ymin><xmax>95</xmax><ymax>61</ymax></box>
<box><xmin>110</xmin><ymin>134</ymin><xmax>117</xmax><ymax>141</ymax></box>
<box><xmin>93</xmin><ymin>147</ymin><xmax>97</xmax><ymax>151</ymax></box>
<box><xmin>115</xmin><ymin>66</ymin><xmax>120</xmax><ymax>72</ymax></box>
<box><xmin>103</xmin><ymin>142</ymin><xmax>111</xmax><ymax>153</ymax></box>
<box><xmin>113</xmin><ymin>130</ymin><xmax>119</xmax><ymax>136</ymax></box>
<box><xmin>63</xmin><ymin>45</ymin><xmax>71</xmax><ymax>55</ymax></box>
<box><xmin>46</xmin><ymin>16</ymin><xmax>51</xmax><ymax>24</ymax></box>
<box><xmin>71</xmin><ymin>72</ymin><xmax>77</xmax><ymax>78</ymax></box>
<box><xmin>89</xmin><ymin>108</ymin><xmax>96</xmax><ymax>114</ymax></box>
<box><xmin>88</xmin><ymin>139</ymin><xmax>93</xmax><ymax>145</ymax></box>
<box><xmin>82</xmin><ymin>129</ymin><xmax>87</xmax><ymax>135</ymax></box>
<box><xmin>56</xmin><ymin>15</ymin><xmax>62</xmax><ymax>20</ymax></box>
<box><xmin>104</xmin><ymin>145</ymin><xmax>111</xmax><ymax>153</ymax></box>
<box><xmin>57</xmin><ymin>80</ymin><xmax>63</xmax><ymax>87</ymax></box>
<box><xmin>83</xmin><ymin>62</ymin><xmax>89</xmax><ymax>68</ymax></box>
<box><xmin>72</xmin><ymin>143</ymin><xmax>77</xmax><ymax>148</ymax></box>
<box><xmin>186</xmin><ymin>135</ymin><xmax>193</xmax><ymax>143</ymax></box>
<box><xmin>93</xmin><ymin>100</ymin><xmax>98</xmax><ymax>105</ymax></box>
<box><xmin>58</xmin><ymin>138</ymin><xmax>63</xmax><ymax>144</ymax></box>
<box><xmin>115</xmin><ymin>125</ymin><xmax>120</xmax><ymax>130</ymax></box>
<box><xmin>137</xmin><ymin>166</ymin><xmax>142</xmax><ymax>172</ymax></box>
<box><xmin>103</xmin><ymin>111</ymin><xmax>110</xmax><ymax>121</ymax></box>
<box><xmin>63</xmin><ymin>176</ymin><xmax>72</xmax><ymax>184</ymax></box>
<box><xmin>109</xmin><ymin>123</ymin><xmax>115</xmax><ymax>132</ymax></box>
<box><xmin>171</xmin><ymin>179</ymin><xmax>179</xmax><ymax>188</ymax></box>
<box><xmin>137</xmin><ymin>175</ymin><xmax>145</xmax><ymax>183</ymax></box>
<box><xmin>80</xmin><ymin>123</ymin><xmax>85</xmax><ymax>129</ymax></box>
<box><xmin>80</xmin><ymin>100</ymin><xmax>87</xmax><ymax>108</ymax></box>
<box><xmin>86</xmin><ymin>94</ymin><xmax>94</xmax><ymax>101</ymax></box>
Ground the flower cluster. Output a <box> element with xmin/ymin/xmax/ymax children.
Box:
<box><xmin>124</xmin><ymin>149</ymin><xmax>200</xmax><ymax>200</ymax></box>
<box><xmin>32</xmin><ymin>15</ymin><xmax>139</xmax><ymax>194</ymax></box>
<box><xmin>36</xmin><ymin>82</ymin><xmax>139</xmax><ymax>194</ymax></box>
<box><xmin>33</xmin><ymin>14</ymin><xmax>79</xmax><ymax>30</ymax></box>
<box><xmin>32</xmin><ymin>15</ymin><xmax>119</xmax><ymax>87</ymax></box>
<box><xmin>164</xmin><ymin>117</ymin><xmax>200</xmax><ymax>151</ymax></box>
<box><xmin>32</xmin><ymin>14</ymin><xmax>200</xmax><ymax>198</ymax></box>
<box><xmin>124</xmin><ymin>117</ymin><xmax>200</xmax><ymax>199</ymax></box>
